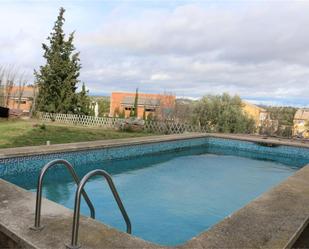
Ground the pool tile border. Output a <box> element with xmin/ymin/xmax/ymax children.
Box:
<box><xmin>0</xmin><ymin>134</ymin><xmax>309</xmax><ymax>177</ymax></box>
<box><xmin>0</xmin><ymin>133</ymin><xmax>308</xmax><ymax>160</ymax></box>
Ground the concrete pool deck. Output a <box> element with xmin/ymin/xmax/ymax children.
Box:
<box><xmin>0</xmin><ymin>133</ymin><xmax>309</xmax><ymax>248</ymax></box>
<box><xmin>0</xmin><ymin>133</ymin><xmax>308</xmax><ymax>159</ymax></box>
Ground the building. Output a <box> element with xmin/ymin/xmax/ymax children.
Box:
<box><xmin>293</xmin><ymin>108</ymin><xmax>309</xmax><ymax>138</ymax></box>
<box><xmin>109</xmin><ymin>92</ymin><xmax>175</xmax><ymax>119</ymax></box>
<box><xmin>242</xmin><ymin>101</ymin><xmax>279</xmax><ymax>134</ymax></box>
<box><xmin>242</xmin><ymin>101</ymin><xmax>270</xmax><ymax>127</ymax></box>
<box><xmin>4</xmin><ymin>86</ymin><xmax>35</xmax><ymax>114</ymax></box>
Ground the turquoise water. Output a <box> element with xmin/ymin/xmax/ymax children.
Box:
<box><xmin>2</xmin><ymin>146</ymin><xmax>301</xmax><ymax>246</ymax></box>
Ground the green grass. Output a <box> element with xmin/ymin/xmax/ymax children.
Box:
<box><xmin>0</xmin><ymin>119</ymin><xmax>152</xmax><ymax>149</ymax></box>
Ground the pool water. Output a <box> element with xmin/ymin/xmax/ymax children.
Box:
<box><xmin>3</xmin><ymin>146</ymin><xmax>299</xmax><ymax>246</ymax></box>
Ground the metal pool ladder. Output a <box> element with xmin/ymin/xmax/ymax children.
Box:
<box><xmin>66</xmin><ymin>169</ymin><xmax>131</xmax><ymax>249</ymax></box>
<box><xmin>30</xmin><ymin>159</ymin><xmax>95</xmax><ymax>231</ymax></box>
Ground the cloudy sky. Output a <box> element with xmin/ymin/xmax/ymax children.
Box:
<box><xmin>1</xmin><ymin>0</ymin><xmax>309</xmax><ymax>106</ymax></box>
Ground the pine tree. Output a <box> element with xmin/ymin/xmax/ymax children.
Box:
<box><xmin>34</xmin><ymin>7</ymin><xmax>81</xmax><ymax>113</ymax></box>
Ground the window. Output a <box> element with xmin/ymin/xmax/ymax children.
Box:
<box><xmin>14</xmin><ymin>100</ymin><xmax>27</xmax><ymax>104</ymax></box>
<box><xmin>145</xmin><ymin>108</ymin><xmax>155</xmax><ymax>112</ymax></box>
<box><xmin>124</xmin><ymin>107</ymin><xmax>135</xmax><ymax>111</ymax></box>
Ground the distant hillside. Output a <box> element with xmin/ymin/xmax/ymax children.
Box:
<box><xmin>176</xmin><ymin>98</ymin><xmax>196</xmax><ymax>105</ymax></box>
<box><xmin>90</xmin><ymin>96</ymin><xmax>110</xmax><ymax>102</ymax></box>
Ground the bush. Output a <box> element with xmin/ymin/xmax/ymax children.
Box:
<box><xmin>192</xmin><ymin>93</ymin><xmax>256</xmax><ymax>134</ymax></box>
<box><xmin>117</xmin><ymin>118</ymin><xmax>144</xmax><ymax>132</ymax></box>
<box><xmin>39</xmin><ymin>123</ymin><xmax>46</xmax><ymax>130</ymax></box>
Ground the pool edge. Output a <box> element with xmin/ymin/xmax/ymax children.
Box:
<box><xmin>0</xmin><ymin>133</ymin><xmax>308</xmax><ymax>160</ymax></box>
<box><xmin>1</xmin><ymin>165</ymin><xmax>309</xmax><ymax>248</ymax></box>
<box><xmin>0</xmin><ymin>133</ymin><xmax>309</xmax><ymax>248</ymax></box>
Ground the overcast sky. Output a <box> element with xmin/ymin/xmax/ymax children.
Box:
<box><xmin>1</xmin><ymin>0</ymin><xmax>309</xmax><ymax>106</ymax></box>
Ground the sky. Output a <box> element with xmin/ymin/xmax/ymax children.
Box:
<box><xmin>0</xmin><ymin>0</ymin><xmax>309</xmax><ymax>107</ymax></box>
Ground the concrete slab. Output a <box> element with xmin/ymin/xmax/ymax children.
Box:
<box><xmin>0</xmin><ymin>179</ymin><xmax>163</xmax><ymax>249</ymax></box>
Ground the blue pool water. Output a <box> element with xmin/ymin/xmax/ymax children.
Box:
<box><xmin>2</xmin><ymin>143</ymin><xmax>305</xmax><ymax>246</ymax></box>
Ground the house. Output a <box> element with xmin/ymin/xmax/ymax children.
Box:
<box><xmin>109</xmin><ymin>92</ymin><xmax>176</xmax><ymax>119</ymax></box>
<box><xmin>242</xmin><ymin>101</ymin><xmax>278</xmax><ymax>133</ymax></box>
<box><xmin>5</xmin><ymin>86</ymin><xmax>36</xmax><ymax>114</ymax></box>
<box><xmin>242</xmin><ymin>101</ymin><xmax>270</xmax><ymax>127</ymax></box>
<box><xmin>293</xmin><ymin>108</ymin><xmax>309</xmax><ymax>138</ymax></box>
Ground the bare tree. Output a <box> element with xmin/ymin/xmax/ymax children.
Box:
<box><xmin>174</xmin><ymin>99</ymin><xmax>195</xmax><ymax>123</ymax></box>
<box><xmin>4</xmin><ymin>66</ymin><xmax>18</xmax><ymax>107</ymax></box>
<box><xmin>155</xmin><ymin>92</ymin><xmax>176</xmax><ymax>121</ymax></box>
<box><xmin>16</xmin><ymin>72</ymin><xmax>28</xmax><ymax>109</ymax></box>
<box><xmin>0</xmin><ymin>65</ymin><xmax>28</xmax><ymax>109</ymax></box>
<box><xmin>0</xmin><ymin>66</ymin><xmax>5</xmax><ymax>106</ymax></box>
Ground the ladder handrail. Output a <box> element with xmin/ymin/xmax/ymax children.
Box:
<box><xmin>67</xmin><ymin>169</ymin><xmax>131</xmax><ymax>249</ymax></box>
<box><xmin>30</xmin><ymin>159</ymin><xmax>95</xmax><ymax>231</ymax></box>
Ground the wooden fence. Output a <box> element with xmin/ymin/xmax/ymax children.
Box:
<box><xmin>38</xmin><ymin>112</ymin><xmax>207</xmax><ymax>134</ymax></box>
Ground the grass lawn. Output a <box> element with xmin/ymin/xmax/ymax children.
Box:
<box><xmin>0</xmin><ymin>118</ymin><xmax>153</xmax><ymax>149</ymax></box>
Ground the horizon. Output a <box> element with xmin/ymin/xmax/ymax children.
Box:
<box><xmin>1</xmin><ymin>0</ymin><xmax>309</xmax><ymax>107</ymax></box>
<box><xmin>89</xmin><ymin>91</ymin><xmax>308</xmax><ymax>108</ymax></box>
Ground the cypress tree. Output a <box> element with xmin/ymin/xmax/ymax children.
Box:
<box><xmin>77</xmin><ymin>83</ymin><xmax>92</xmax><ymax>115</ymax></box>
<box><xmin>34</xmin><ymin>7</ymin><xmax>81</xmax><ymax>113</ymax></box>
<box><xmin>132</xmin><ymin>88</ymin><xmax>138</xmax><ymax>117</ymax></box>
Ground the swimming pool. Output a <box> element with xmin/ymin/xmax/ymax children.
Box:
<box><xmin>1</xmin><ymin>137</ymin><xmax>309</xmax><ymax>246</ymax></box>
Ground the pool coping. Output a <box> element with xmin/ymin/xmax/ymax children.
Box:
<box><xmin>0</xmin><ymin>164</ymin><xmax>309</xmax><ymax>248</ymax></box>
<box><xmin>0</xmin><ymin>133</ymin><xmax>309</xmax><ymax>248</ymax></box>
<box><xmin>179</xmin><ymin>164</ymin><xmax>309</xmax><ymax>249</ymax></box>
<box><xmin>0</xmin><ymin>133</ymin><xmax>308</xmax><ymax>159</ymax></box>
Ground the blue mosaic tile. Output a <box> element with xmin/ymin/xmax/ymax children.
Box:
<box><xmin>206</xmin><ymin>138</ymin><xmax>309</xmax><ymax>167</ymax></box>
<box><xmin>0</xmin><ymin>138</ymin><xmax>207</xmax><ymax>176</ymax></box>
<box><xmin>0</xmin><ymin>137</ymin><xmax>308</xmax><ymax>177</ymax></box>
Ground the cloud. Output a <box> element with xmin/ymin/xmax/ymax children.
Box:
<box><xmin>150</xmin><ymin>73</ymin><xmax>171</xmax><ymax>81</ymax></box>
<box><xmin>0</xmin><ymin>1</ymin><xmax>309</xmax><ymax>106</ymax></box>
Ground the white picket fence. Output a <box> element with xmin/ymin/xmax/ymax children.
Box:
<box><xmin>38</xmin><ymin>112</ymin><xmax>125</xmax><ymax>129</ymax></box>
<box><xmin>144</xmin><ymin>120</ymin><xmax>208</xmax><ymax>134</ymax></box>
<box><xmin>38</xmin><ymin>112</ymin><xmax>207</xmax><ymax>134</ymax></box>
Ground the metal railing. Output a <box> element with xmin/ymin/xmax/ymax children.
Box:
<box><xmin>30</xmin><ymin>159</ymin><xmax>95</xmax><ymax>231</ymax></box>
<box><xmin>66</xmin><ymin>169</ymin><xmax>131</xmax><ymax>249</ymax></box>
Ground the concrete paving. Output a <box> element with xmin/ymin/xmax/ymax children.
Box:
<box><xmin>0</xmin><ymin>179</ymin><xmax>163</xmax><ymax>249</ymax></box>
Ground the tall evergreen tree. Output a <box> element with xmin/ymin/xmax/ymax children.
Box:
<box><xmin>34</xmin><ymin>7</ymin><xmax>81</xmax><ymax>113</ymax></box>
<box><xmin>131</xmin><ymin>88</ymin><xmax>139</xmax><ymax>117</ymax></box>
<box><xmin>77</xmin><ymin>83</ymin><xmax>92</xmax><ymax>115</ymax></box>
